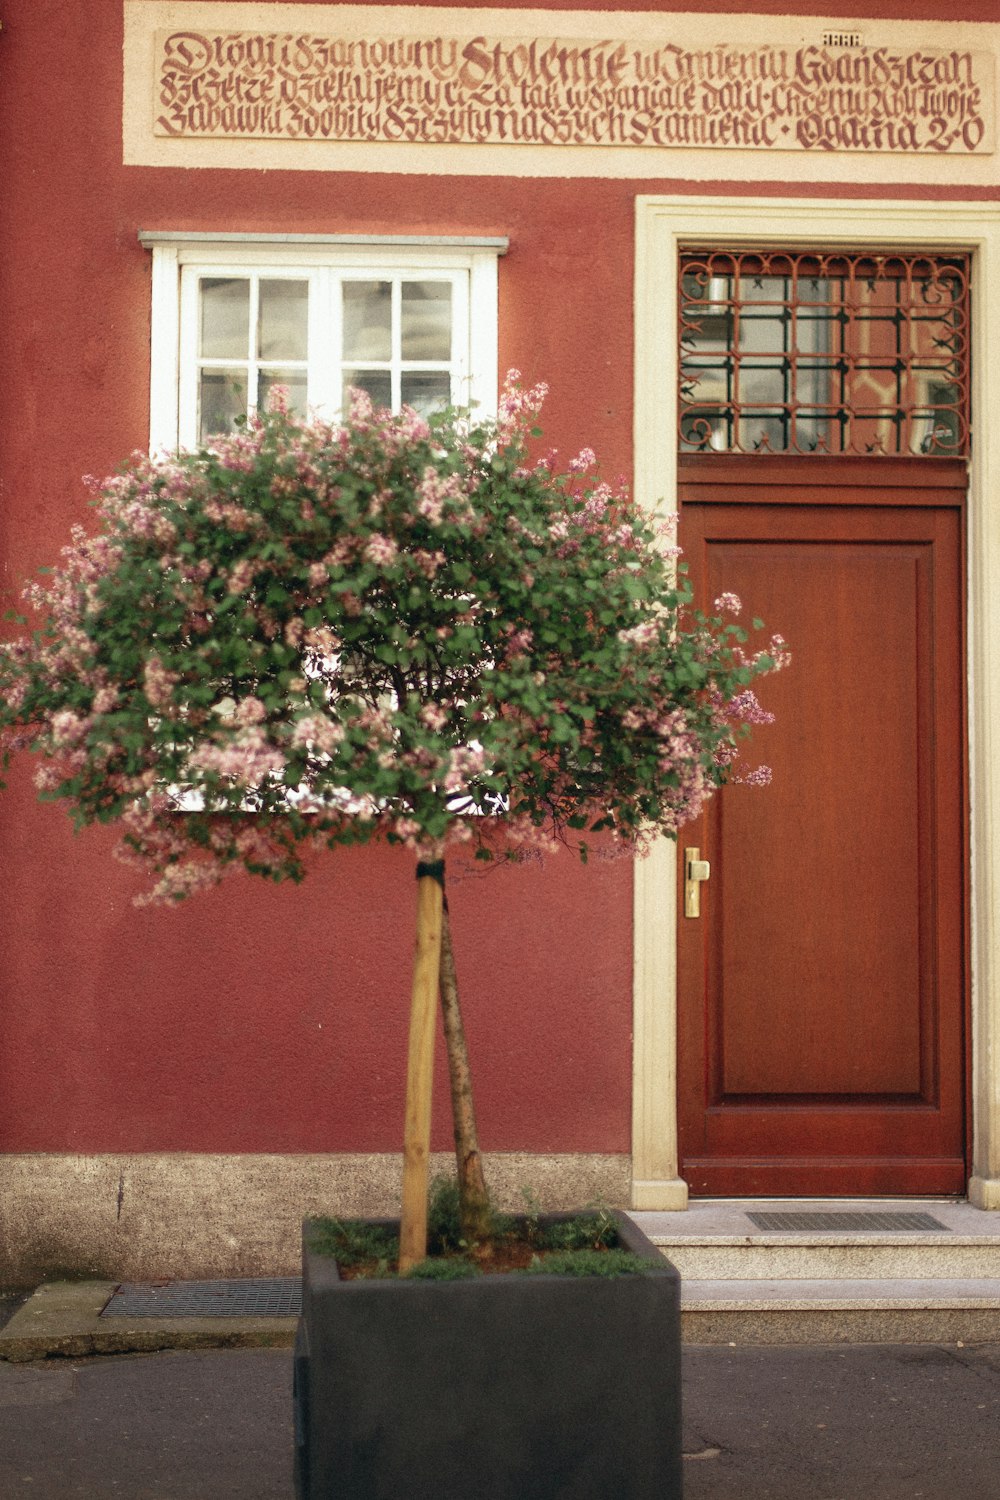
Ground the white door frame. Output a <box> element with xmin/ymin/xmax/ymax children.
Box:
<box><xmin>631</xmin><ymin>195</ymin><xmax>1000</xmax><ymax>1210</ymax></box>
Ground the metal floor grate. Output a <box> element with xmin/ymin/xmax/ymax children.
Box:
<box><xmin>746</xmin><ymin>1211</ymin><xmax>951</xmax><ymax>1233</ymax></box>
<box><xmin>101</xmin><ymin>1278</ymin><xmax>302</xmax><ymax>1319</ymax></box>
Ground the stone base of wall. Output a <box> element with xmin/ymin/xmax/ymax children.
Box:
<box><xmin>0</xmin><ymin>1153</ymin><xmax>632</xmax><ymax>1285</ymax></box>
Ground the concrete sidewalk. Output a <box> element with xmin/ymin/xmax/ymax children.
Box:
<box><xmin>0</xmin><ymin>1280</ymin><xmax>297</xmax><ymax>1363</ymax></box>
<box><xmin>1</xmin><ymin>1340</ymin><xmax>999</xmax><ymax>1498</ymax></box>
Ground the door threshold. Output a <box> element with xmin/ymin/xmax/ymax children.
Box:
<box><xmin>630</xmin><ymin>1197</ymin><xmax>998</xmax><ymax>1241</ymax></box>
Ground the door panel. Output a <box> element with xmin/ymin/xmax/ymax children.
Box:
<box><xmin>677</xmin><ymin>490</ymin><xmax>967</xmax><ymax>1196</ymax></box>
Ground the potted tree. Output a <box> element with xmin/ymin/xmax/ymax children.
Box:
<box><xmin>0</xmin><ymin>375</ymin><xmax>783</xmax><ymax>1498</ymax></box>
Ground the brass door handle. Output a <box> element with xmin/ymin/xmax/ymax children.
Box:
<box><xmin>684</xmin><ymin>847</ymin><xmax>711</xmax><ymax>918</ymax></box>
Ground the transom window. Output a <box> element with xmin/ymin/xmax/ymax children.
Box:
<box><xmin>679</xmin><ymin>249</ymin><xmax>970</xmax><ymax>457</ymax></box>
<box><xmin>140</xmin><ymin>234</ymin><xmax>506</xmax><ymax>453</ymax></box>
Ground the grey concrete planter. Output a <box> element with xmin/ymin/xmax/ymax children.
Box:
<box><xmin>293</xmin><ymin>1210</ymin><xmax>681</xmax><ymax>1499</ymax></box>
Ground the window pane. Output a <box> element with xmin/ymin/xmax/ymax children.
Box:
<box><xmin>738</xmin><ymin>359</ymin><xmax>788</xmax><ymax>408</ymax></box>
<box><xmin>259</xmin><ymin>281</ymin><xmax>309</xmax><ymax>360</ymax></box>
<box><xmin>342</xmin><ymin>282</ymin><xmax>392</xmax><ymax>361</ymax></box>
<box><xmin>401</xmin><ymin>282</ymin><xmax>452</xmax><ymax>360</ymax></box>
<box><xmin>259</xmin><ymin>369</ymin><xmax>308</xmax><ymax>416</ymax></box>
<box><xmin>201</xmin><ymin>279</ymin><xmax>250</xmax><ymax>359</ymax></box>
<box><xmin>738</xmin><ymin>275</ymin><xmax>787</xmax><ymax>304</ymax></box>
<box><xmin>737</xmin><ymin>311</ymin><xmax>788</xmax><ymax>353</ymax></box>
<box><xmin>342</xmin><ymin>369</ymin><xmax>392</xmax><ymax>411</ymax></box>
<box><xmin>199</xmin><ymin>370</ymin><xmax>247</xmax><ymax>440</ymax></box>
<box><xmin>401</xmin><ymin>371</ymin><xmax>451</xmax><ymax>415</ymax></box>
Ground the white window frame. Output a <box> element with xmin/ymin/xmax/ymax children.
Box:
<box><xmin>139</xmin><ymin>233</ymin><xmax>507</xmax><ymax>453</ymax></box>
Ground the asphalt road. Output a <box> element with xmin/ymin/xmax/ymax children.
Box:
<box><xmin>682</xmin><ymin>1342</ymin><xmax>1000</xmax><ymax>1499</ymax></box>
<box><xmin>0</xmin><ymin>1341</ymin><xmax>998</xmax><ymax>1498</ymax></box>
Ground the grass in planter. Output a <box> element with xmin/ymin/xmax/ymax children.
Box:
<box><xmin>308</xmin><ymin>1180</ymin><xmax>655</xmax><ymax>1279</ymax></box>
<box><xmin>404</xmin><ymin>1257</ymin><xmax>483</xmax><ymax>1280</ymax></box>
<box><xmin>307</xmin><ymin>1218</ymin><xmax>398</xmax><ymax>1277</ymax></box>
<box><xmin>521</xmin><ymin>1248</ymin><xmax>652</xmax><ymax>1277</ymax></box>
<box><xmin>526</xmin><ymin>1206</ymin><xmax>620</xmax><ymax>1253</ymax></box>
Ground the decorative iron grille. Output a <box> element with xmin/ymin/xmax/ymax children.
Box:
<box><xmin>679</xmin><ymin>250</ymin><xmax>970</xmax><ymax>457</ymax></box>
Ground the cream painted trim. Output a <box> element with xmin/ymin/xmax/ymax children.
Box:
<box><xmin>632</xmin><ymin>838</ymin><xmax>688</xmax><ymax>1210</ymax></box>
<box><xmin>148</xmin><ymin>244</ymin><xmax>181</xmax><ymax>453</ymax></box>
<box><xmin>631</xmin><ymin>195</ymin><xmax>1000</xmax><ymax>1209</ymax></box>
<box><xmin>138</xmin><ymin>233</ymin><xmax>510</xmax><ymax>250</ymax></box>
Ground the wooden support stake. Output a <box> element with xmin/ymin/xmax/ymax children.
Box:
<box><xmin>398</xmin><ymin>866</ymin><xmax>444</xmax><ymax>1273</ymax></box>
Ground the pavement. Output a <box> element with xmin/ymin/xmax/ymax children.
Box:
<box><xmin>2</xmin><ymin>1285</ymin><xmax>1000</xmax><ymax>1497</ymax></box>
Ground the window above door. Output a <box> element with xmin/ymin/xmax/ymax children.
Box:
<box><xmin>139</xmin><ymin>233</ymin><xmax>506</xmax><ymax>452</ymax></box>
<box><xmin>679</xmin><ymin>249</ymin><xmax>970</xmax><ymax>459</ymax></box>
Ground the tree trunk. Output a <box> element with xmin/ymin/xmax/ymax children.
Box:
<box><xmin>439</xmin><ymin>882</ymin><xmax>493</xmax><ymax>1243</ymax></box>
<box><xmin>398</xmin><ymin>858</ymin><xmax>444</xmax><ymax>1273</ymax></box>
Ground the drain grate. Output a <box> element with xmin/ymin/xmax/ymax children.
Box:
<box><xmin>101</xmin><ymin>1278</ymin><xmax>302</xmax><ymax>1319</ymax></box>
<box><xmin>746</xmin><ymin>1211</ymin><xmax>950</xmax><ymax>1233</ymax></box>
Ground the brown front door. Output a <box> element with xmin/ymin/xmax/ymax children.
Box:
<box><xmin>676</xmin><ymin>458</ymin><xmax>968</xmax><ymax>1196</ymax></box>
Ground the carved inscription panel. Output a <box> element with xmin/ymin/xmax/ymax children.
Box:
<box><xmin>154</xmin><ymin>30</ymin><xmax>993</xmax><ymax>154</ymax></box>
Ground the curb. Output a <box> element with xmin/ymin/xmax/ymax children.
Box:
<box><xmin>0</xmin><ymin>1282</ymin><xmax>297</xmax><ymax>1363</ymax></box>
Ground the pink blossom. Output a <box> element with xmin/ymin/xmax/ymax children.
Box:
<box><xmin>49</xmin><ymin>711</ymin><xmax>90</xmax><ymax>747</ymax></box>
<box><xmin>736</xmin><ymin>765</ymin><xmax>773</xmax><ymax>786</ymax></box>
<box><xmin>134</xmin><ymin>859</ymin><xmax>226</xmax><ymax>907</ymax></box>
<box><xmin>568</xmin><ymin>447</ymin><xmax>597</xmax><ymax>473</ymax></box>
<box><xmin>502</xmin><ymin>627</ymin><xmax>533</xmax><ymax>659</ymax></box>
<box><xmin>498</xmin><ymin>371</ymin><xmax>550</xmax><ymax>442</ymax></box>
<box><xmin>323</xmin><ymin>539</ymin><xmax>356</xmax><ymax>568</ymax></box>
<box><xmin>34</xmin><ymin>761</ymin><xmax>67</xmax><ymax>792</ymax></box>
<box><xmin>3</xmin><ymin>679</ymin><xmax>28</xmax><ymax>714</ymax></box>
<box><xmin>228</xmin><ymin>559</ymin><xmax>258</xmax><ymax>594</ymax></box>
<box><xmin>618</xmin><ymin>620</ymin><xmax>660</xmax><ymax>648</ymax></box>
<box><xmin>444</xmin><ymin>745</ymin><xmax>486</xmax><ymax>794</ymax></box>
<box><xmin>727</xmin><ymin>689</ymin><xmax>775</xmax><ymax>726</ymax></box>
<box><xmin>417</xmin><ymin>494</ymin><xmax>443</xmax><ymax>525</ymax></box>
<box><xmin>187</xmin><ymin>729</ymin><xmax>286</xmax><ymax>787</ymax></box>
<box><xmin>420</xmin><ymin>703</ymin><xmax>449</xmax><ymax>732</ymax></box>
<box><xmin>364</xmin><ymin>533</ymin><xmax>398</xmax><ymax>567</ymax></box>
<box><xmin>291</xmin><ymin>715</ymin><xmax>344</xmax><ymax>755</ymax></box>
<box><xmin>715</xmin><ymin>591</ymin><xmax>742</xmax><ymax>615</ymax></box>
<box><xmin>391</xmin><ymin>816</ymin><xmax>423</xmax><ymax>846</ymax></box>
<box><xmin>235</xmin><ymin>696</ymin><xmax>267</xmax><ymax>726</ymax></box>
<box><xmin>92</xmin><ymin>686</ymin><xmax>119</xmax><ymax>716</ymax></box>
<box><xmin>348</xmin><ymin>388</ymin><xmax>376</xmax><ymax>425</ymax></box>
<box><xmin>143</xmin><ymin>657</ymin><xmax>178</xmax><ymax>711</ymax></box>
<box><xmin>411</xmin><ymin>549</ymin><xmax>445</xmax><ymax>579</ymax></box>
<box><xmin>303</xmin><ymin>625</ymin><xmax>341</xmax><ymax>655</ymax></box>
<box><xmin>394</xmin><ymin>407</ymin><xmax>432</xmax><ymax>443</ymax></box>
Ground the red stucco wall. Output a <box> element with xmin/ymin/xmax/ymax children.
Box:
<box><xmin>0</xmin><ymin>0</ymin><xmax>995</xmax><ymax>1158</ymax></box>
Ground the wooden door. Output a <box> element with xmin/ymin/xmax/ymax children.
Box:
<box><xmin>676</xmin><ymin>459</ymin><xmax>968</xmax><ymax>1197</ymax></box>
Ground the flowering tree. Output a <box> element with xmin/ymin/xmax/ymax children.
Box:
<box><xmin>0</xmin><ymin>376</ymin><xmax>786</xmax><ymax>1268</ymax></box>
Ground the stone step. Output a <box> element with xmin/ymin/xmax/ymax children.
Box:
<box><xmin>632</xmin><ymin>1199</ymin><xmax>1000</xmax><ymax>1282</ymax></box>
<box><xmin>658</xmin><ymin>1238</ymin><xmax>1000</xmax><ymax>1280</ymax></box>
<box><xmin>678</xmin><ymin>1276</ymin><xmax>1000</xmax><ymax>1345</ymax></box>
<box><xmin>631</xmin><ymin>1201</ymin><xmax>1000</xmax><ymax>1341</ymax></box>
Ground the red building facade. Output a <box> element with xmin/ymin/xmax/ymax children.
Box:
<box><xmin>2</xmin><ymin>0</ymin><xmax>999</xmax><ymax>1281</ymax></box>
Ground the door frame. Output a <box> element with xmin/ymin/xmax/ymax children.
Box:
<box><xmin>631</xmin><ymin>195</ymin><xmax>1000</xmax><ymax>1210</ymax></box>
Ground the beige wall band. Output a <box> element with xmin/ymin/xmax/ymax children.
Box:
<box><xmin>0</xmin><ymin>1153</ymin><xmax>631</xmax><ymax>1282</ymax></box>
<box><xmin>124</xmin><ymin>4</ymin><xmax>1000</xmax><ymax>184</ymax></box>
